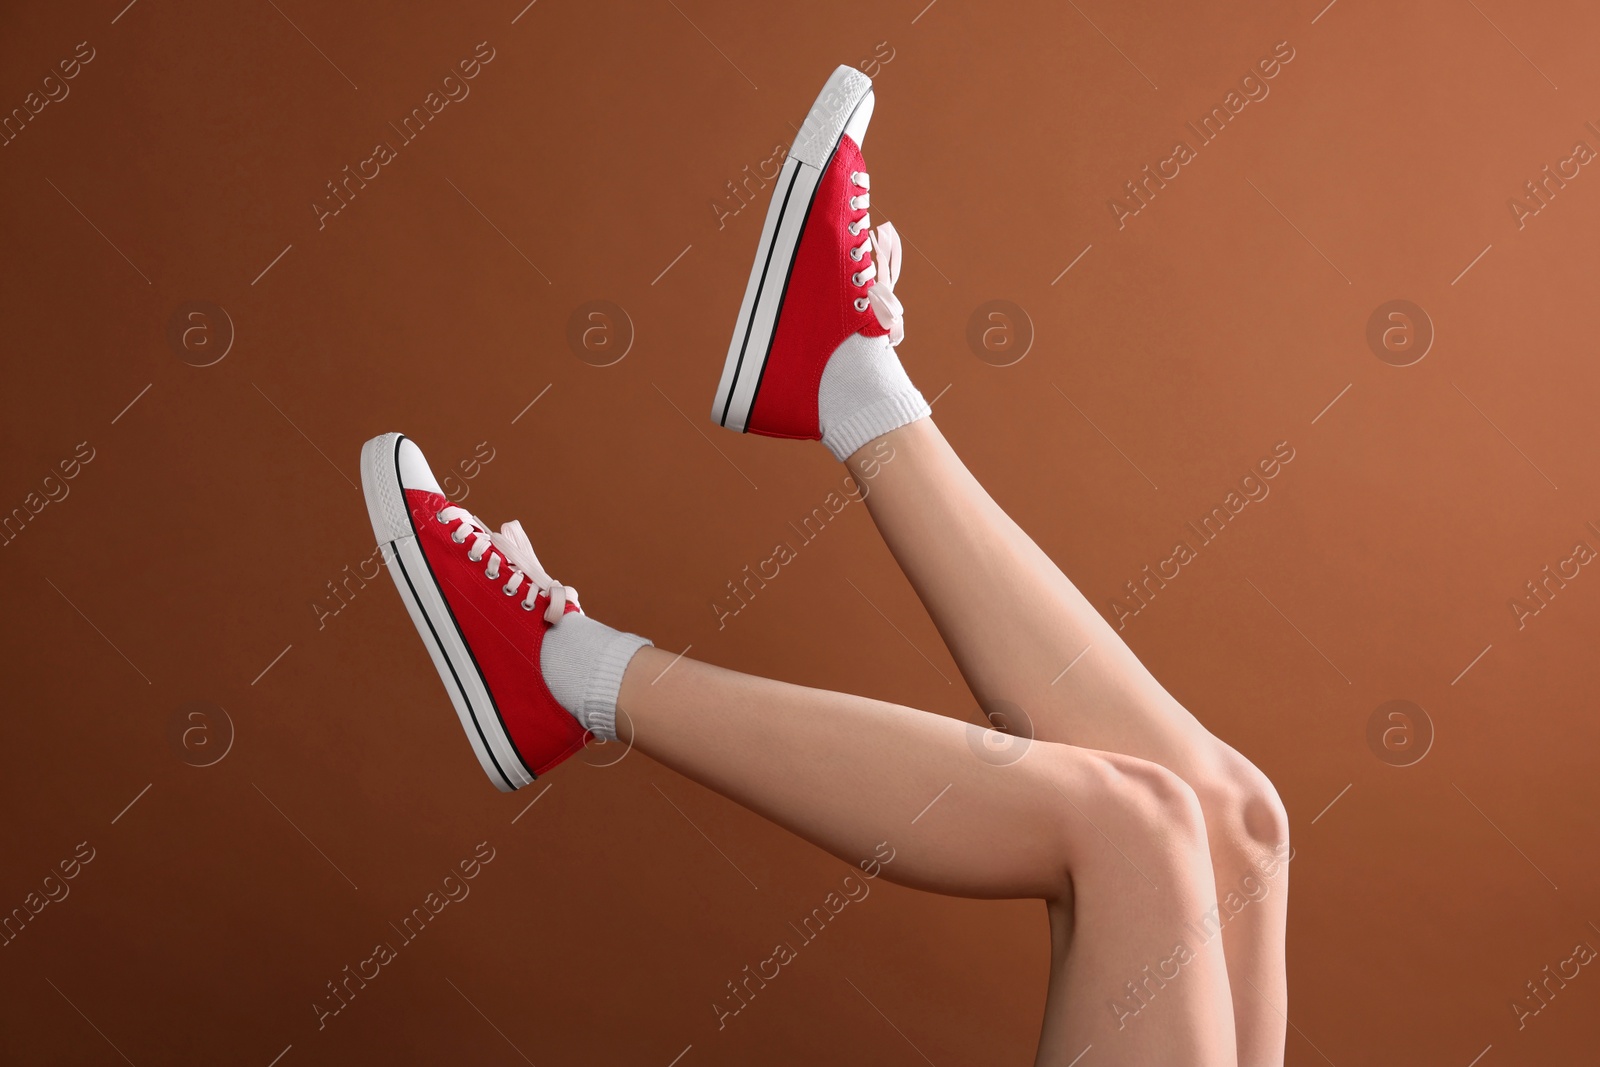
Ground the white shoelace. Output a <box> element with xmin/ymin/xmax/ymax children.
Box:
<box><xmin>436</xmin><ymin>506</ymin><xmax>578</xmax><ymax>624</ymax></box>
<box><xmin>846</xmin><ymin>170</ymin><xmax>905</xmax><ymax>345</ymax></box>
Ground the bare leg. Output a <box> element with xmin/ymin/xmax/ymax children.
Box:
<box><xmin>617</xmin><ymin>646</ymin><xmax>1238</xmax><ymax>1065</ymax></box>
<box><xmin>846</xmin><ymin>419</ymin><xmax>1290</xmax><ymax>1065</ymax></box>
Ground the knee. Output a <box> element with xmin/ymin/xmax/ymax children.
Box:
<box><xmin>1191</xmin><ymin>745</ymin><xmax>1290</xmax><ymax>860</ymax></box>
<box><xmin>1104</xmin><ymin>753</ymin><xmax>1211</xmax><ymax>848</ymax></box>
<box><xmin>1045</xmin><ymin>750</ymin><xmax>1210</xmax><ymax>870</ymax></box>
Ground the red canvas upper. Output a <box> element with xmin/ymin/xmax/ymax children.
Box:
<box><xmin>405</xmin><ymin>488</ymin><xmax>588</xmax><ymax>776</ymax></box>
<box><xmin>746</xmin><ymin>135</ymin><xmax>888</xmax><ymax>441</ymax></box>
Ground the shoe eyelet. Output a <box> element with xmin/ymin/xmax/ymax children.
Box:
<box><xmin>850</xmin><ymin>272</ymin><xmax>864</xmax><ymax>286</ymax></box>
<box><xmin>451</xmin><ymin>531</ymin><xmax>467</xmax><ymax>544</ymax></box>
<box><xmin>435</xmin><ymin>511</ymin><xmax>449</xmax><ymax>524</ymax></box>
<box><xmin>848</xmin><ymin>222</ymin><xmax>861</xmax><ymax>236</ymax></box>
<box><xmin>849</xmin><ymin>246</ymin><xmax>863</xmax><ymax>262</ymax></box>
<box><xmin>854</xmin><ymin>297</ymin><xmax>870</xmax><ymax>312</ymax></box>
<box><xmin>520</xmin><ymin>601</ymin><xmax>535</xmax><ymax>611</ymax></box>
<box><xmin>503</xmin><ymin>584</ymin><xmax>517</xmax><ymax>596</ymax></box>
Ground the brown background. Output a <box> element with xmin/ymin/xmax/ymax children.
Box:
<box><xmin>2</xmin><ymin>0</ymin><xmax>1598</xmax><ymax>1063</ymax></box>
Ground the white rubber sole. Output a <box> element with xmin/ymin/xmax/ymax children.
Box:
<box><xmin>711</xmin><ymin>65</ymin><xmax>876</xmax><ymax>432</ymax></box>
<box><xmin>360</xmin><ymin>433</ymin><xmax>535</xmax><ymax>792</ymax></box>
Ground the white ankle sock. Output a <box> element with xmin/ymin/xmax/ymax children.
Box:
<box><xmin>539</xmin><ymin>613</ymin><xmax>651</xmax><ymax>741</ymax></box>
<box><xmin>817</xmin><ymin>333</ymin><xmax>931</xmax><ymax>461</ymax></box>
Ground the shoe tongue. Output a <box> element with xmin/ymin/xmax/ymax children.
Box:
<box><xmin>447</xmin><ymin>506</ymin><xmax>491</xmax><ymax>536</ymax></box>
<box><xmin>489</xmin><ymin>520</ymin><xmax>543</xmax><ymax>578</ymax></box>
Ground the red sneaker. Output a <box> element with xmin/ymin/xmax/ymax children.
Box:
<box><xmin>360</xmin><ymin>432</ymin><xmax>586</xmax><ymax>791</ymax></box>
<box><xmin>711</xmin><ymin>65</ymin><xmax>905</xmax><ymax>439</ymax></box>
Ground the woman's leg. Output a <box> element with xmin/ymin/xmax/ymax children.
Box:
<box><xmin>845</xmin><ymin>418</ymin><xmax>1290</xmax><ymax>1066</ymax></box>
<box><xmin>617</xmin><ymin>646</ymin><xmax>1239</xmax><ymax>1066</ymax></box>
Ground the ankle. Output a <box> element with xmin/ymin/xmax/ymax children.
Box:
<box><xmin>817</xmin><ymin>334</ymin><xmax>930</xmax><ymax>461</ymax></box>
<box><xmin>539</xmin><ymin>614</ymin><xmax>652</xmax><ymax>741</ymax></box>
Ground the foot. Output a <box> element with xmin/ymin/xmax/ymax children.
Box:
<box><xmin>711</xmin><ymin>65</ymin><xmax>927</xmax><ymax>459</ymax></box>
<box><xmin>359</xmin><ymin>433</ymin><xmax>646</xmax><ymax>791</ymax></box>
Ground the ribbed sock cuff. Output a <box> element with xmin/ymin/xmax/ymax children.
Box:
<box><xmin>577</xmin><ymin>631</ymin><xmax>652</xmax><ymax>741</ymax></box>
<box><xmin>820</xmin><ymin>389</ymin><xmax>931</xmax><ymax>461</ymax></box>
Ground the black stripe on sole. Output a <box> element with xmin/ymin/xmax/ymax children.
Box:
<box><xmin>390</xmin><ymin>439</ymin><xmax>533</xmax><ymax>788</ymax></box>
<box><xmin>720</xmin><ymin>90</ymin><xmax>875</xmax><ymax>430</ymax></box>
<box><xmin>390</xmin><ymin>545</ymin><xmax>519</xmax><ymax>792</ymax></box>
<box><xmin>719</xmin><ymin>163</ymin><xmax>803</xmax><ymax>428</ymax></box>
